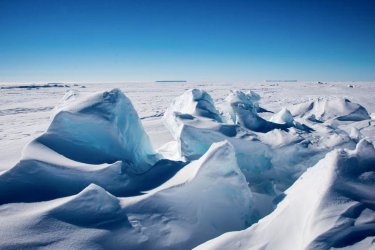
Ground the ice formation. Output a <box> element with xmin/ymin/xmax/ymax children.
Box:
<box><xmin>223</xmin><ymin>90</ymin><xmax>291</xmax><ymax>132</ymax></box>
<box><xmin>160</xmin><ymin>89</ymin><xmax>362</xmax><ymax>226</ymax></box>
<box><xmin>162</xmin><ymin>89</ymin><xmax>359</xmax><ymax>202</ymax></box>
<box><xmin>196</xmin><ymin>139</ymin><xmax>375</xmax><ymax>250</ymax></box>
<box><xmin>162</xmin><ymin>88</ymin><xmax>239</xmax><ymax>160</ymax></box>
<box><xmin>289</xmin><ymin>97</ymin><xmax>370</xmax><ymax>122</ymax></box>
<box><xmin>0</xmin><ymin>89</ymin><xmax>184</xmax><ymax>204</ymax></box>
<box><xmin>0</xmin><ymin>142</ymin><xmax>254</xmax><ymax>249</ymax></box>
<box><xmin>163</xmin><ymin>88</ymin><xmax>223</xmax><ymax>140</ymax></box>
<box><xmin>0</xmin><ymin>86</ymin><xmax>374</xmax><ymax>249</ymax></box>
<box><xmin>269</xmin><ymin>107</ymin><xmax>294</xmax><ymax>125</ymax></box>
<box><xmin>38</xmin><ymin>88</ymin><xmax>158</xmax><ymax>168</ymax></box>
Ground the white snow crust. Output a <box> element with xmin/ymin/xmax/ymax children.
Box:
<box><xmin>0</xmin><ymin>81</ymin><xmax>375</xmax><ymax>249</ymax></box>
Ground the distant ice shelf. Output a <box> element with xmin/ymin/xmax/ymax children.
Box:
<box><xmin>155</xmin><ymin>80</ymin><xmax>187</xmax><ymax>83</ymax></box>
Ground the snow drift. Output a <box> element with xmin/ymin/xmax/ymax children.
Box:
<box><xmin>163</xmin><ymin>89</ymin><xmax>354</xmax><ymax>191</ymax></box>
<box><xmin>50</xmin><ymin>184</ymin><xmax>126</xmax><ymax>227</ymax></box>
<box><xmin>0</xmin><ymin>89</ymin><xmax>185</xmax><ymax>204</ymax></box>
<box><xmin>0</xmin><ymin>153</ymin><xmax>185</xmax><ymax>204</ymax></box>
<box><xmin>0</xmin><ymin>85</ymin><xmax>373</xmax><ymax>250</ymax></box>
<box><xmin>0</xmin><ymin>142</ymin><xmax>254</xmax><ymax>249</ymax></box>
<box><xmin>289</xmin><ymin>97</ymin><xmax>370</xmax><ymax>122</ymax></box>
<box><xmin>161</xmin><ymin>88</ymin><xmax>361</xmax><ymax>221</ymax></box>
<box><xmin>196</xmin><ymin>139</ymin><xmax>375</xmax><ymax>250</ymax></box>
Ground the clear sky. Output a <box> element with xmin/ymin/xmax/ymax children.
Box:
<box><xmin>0</xmin><ymin>0</ymin><xmax>374</xmax><ymax>83</ymax></box>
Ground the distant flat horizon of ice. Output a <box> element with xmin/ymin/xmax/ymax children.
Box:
<box><xmin>1</xmin><ymin>81</ymin><xmax>375</xmax><ymax>171</ymax></box>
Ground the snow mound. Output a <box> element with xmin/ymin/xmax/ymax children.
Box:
<box><xmin>0</xmin><ymin>89</ymin><xmax>187</xmax><ymax>204</ymax></box>
<box><xmin>50</xmin><ymin>184</ymin><xmax>126</xmax><ymax>227</ymax></box>
<box><xmin>224</xmin><ymin>90</ymin><xmax>290</xmax><ymax>132</ymax></box>
<box><xmin>0</xmin><ymin>150</ymin><xmax>185</xmax><ymax>204</ymax></box>
<box><xmin>289</xmin><ymin>98</ymin><xmax>370</xmax><ymax>122</ymax></box>
<box><xmin>149</xmin><ymin>141</ymin><xmax>249</xmax><ymax>193</ymax></box>
<box><xmin>0</xmin><ymin>142</ymin><xmax>253</xmax><ymax>249</ymax></box>
<box><xmin>119</xmin><ymin>141</ymin><xmax>254</xmax><ymax>249</ymax></box>
<box><xmin>162</xmin><ymin>89</ymin><xmax>352</xmax><ymax>212</ymax></box>
<box><xmin>37</xmin><ymin>88</ymin><xmax>158</xmax><ymax>169</ymax></box>
<box><xmin>258</xmin><ymin>128</ymin><xmax>302</xmax><ymax>147</ymax></box>
<box><xmin>270</xmin><ymin>108</ymin><xmax>294</xmax><ymax>125</ymax></box>
<box><xmin>270</xmin><ymin>107</ymin><xmax>313</xmax><ymax>132</ymax></box>
<box><xmin>196</xmin><ymin>139</ymin><xmax>375</xmax><ymax>250</ymax></box>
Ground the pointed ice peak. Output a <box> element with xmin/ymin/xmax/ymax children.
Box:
<box><xmin>163</xmin><ymin>88</ymin><xmax>223</xmax><ymax>140</ymax></box>
<box><xmin>195</xmin><ymin>140</ymin><xmax>240</xmax><ymax>177</ymax></box>
<box><xmin>169</xmin><ymin>88</ymin><xmax>223</xmax><ymax>122</ymax></box>
<box><xmin>224</xmin><ymin>90</ymin><xmax>290</xmax><ymax>132</ymax></box>
<box><xmin>270</xmin><ymin>108</ymin><xmax>294</xmax><ymax>125</ymax></box>
<box><xmin>149</xmin><ymin>140</ymin><xmax>243</xmax><ymax>195</ymax></box>
<box><xmin>225</xmin><ymin>90</ymin><xmax>258</xmax><ymax>112</ymax></box>
<box><xmin>51</xmin><ymin>183</ymin><xmax>121</xmax><ymax>215</ymax></box>
<box><xmin>49</xmin><ymin>184</ymin><xmax>123</xmax><ymax>227</ymax></box>
<box><xmin>354</xmin><ymin>139</ymin><xmax>375</xmax><ymax>160</ymax></box>
<box><xmin>72</xmin><ymin>183</ymin><xmax>119</xmax><ymax>203</ymax></box>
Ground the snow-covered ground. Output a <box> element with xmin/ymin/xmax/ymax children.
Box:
<box><xmin>2</xmin><ymin>81</ymin><xmax>374</xmax><ymax>171</ymax></box>
<box><xmin>0</xmin><ymin>81</ymin><xmax>375</xmax><ymax>249</ymax></box>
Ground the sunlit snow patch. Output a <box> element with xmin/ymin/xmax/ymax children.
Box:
<box><xmin>0</xmin><ymin>89</ymin><xmax>185</xmax><ymax>204</ymax></box>
<box><xmin>196</xmin><ymin>139</ymin><xmax>375</xmax><ymax>250</ymax></box>
<box><xmin>0</xmin><ymin>142</ymin><xmax>254</xmax><ymax>249</ymax></box>
<box><xmin>37</xmin><ymin>88</ymin><xmax>158</xmax><ymax>168</ymax></box>
<box><xmin>289</xmin><ymin>97</ymin><xmax>370</xmax><ymax>123</ymax></box>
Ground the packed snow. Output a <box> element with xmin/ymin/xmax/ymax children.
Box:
<box><xmin>0</xmin><ymin>81</ymin><xmax>375</xmax><ymax>249</ymax></box>
<box><xmin>196</xmin><ymin>139</ymin><xmax>375</xmax><ymax>250</ymax></box>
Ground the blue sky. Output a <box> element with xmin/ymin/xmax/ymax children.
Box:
<box><xmin>0</xmin><ymin>0</ymin><xmax>374</xmax><ymax>82</ymax></box>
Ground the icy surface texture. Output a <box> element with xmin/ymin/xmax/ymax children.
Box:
<box><xmin>289</xmin><ymin>97</ymin><xmax>370</xmax><ymax>122</ymax></box>
<box><xmin>222</xmin><ymin>90</ymin><xmax>292</xmax><ymax>132</ymax></box>
<box><xmin>39</xmin><ymin>88</ymin><xmax>158</xmax><ymax>167</ymax></box>
<box><xmin>0</xmin><ymin>89</ymin><xmax>185</xmax><ymax>204</ymax></box>
<box><xmin>0</xmin><ymin>85</ymin><xmax>374</xmax><ymax>250</ymax></box>
<box><xmin>0</xmin><ymin>142</ymin><xmax>254</xmax><ymax>249</ymax></box>
<box><xmin>163</xmin><ymin>88</ymin><xmax>223</xmax><ymax>140</ymax></box>
<box><xmin>196</xmin><ymin>139</ymin><xmax>375</xmax><ymax>250</ymax></box>
<box><xmin>163</xmin><ymin>89</ymin><xmax>356</xmax><ymax>194</ymax></box>
<box><xmin>161</xmin><ymin>88</ymin><xmax>367</xmax><ymax>222</ymax></box>
<box><xmin>270</xmin><ymin>107</ymin><xmax>294</xmax><ymax>125</ymax></box>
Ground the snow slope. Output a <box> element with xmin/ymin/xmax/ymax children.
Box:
<box><xmin>196</xmin><ymin>139</ymin><xmax>375</xmax><ymax>250</ymax></box>
<box><xmin>289</xmin><ymin>97</ymin><xmax>370</xmax><ymax>122</ymax></box>
<box><xmin>162</xmin><ymin>88</ymin><xmax>360</xmax><ymax>211</ymax></box>
<box><xmin>0</xmin><ymin>89</ymin><xmax>184</xmax><ymax>204</ymax></box>
<box><xmin>0</xmin><ymin>81</ymin><xmax>375</xmax><ymax>249</ymax></box>
<box><xmin>0</xmin><ymin>142</ymin><xmax>253</xmax><ymax>249</ymax></box>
